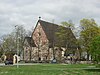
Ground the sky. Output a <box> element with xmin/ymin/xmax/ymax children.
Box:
<box><xmin>0</xmin><ymin>0</ymin><xmax>100</xmax><ymax>37</ymax></box>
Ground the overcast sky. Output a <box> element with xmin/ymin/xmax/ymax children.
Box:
<box><xmin>0</xmin><ymin>0</ymin><xmax>100</xmax><ymax>37</ymax></box>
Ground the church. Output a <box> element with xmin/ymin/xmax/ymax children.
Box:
<box><xmin>23</xmin><ymin>18</ymin><xmax>79</xmax><ymax>63</ymax></box>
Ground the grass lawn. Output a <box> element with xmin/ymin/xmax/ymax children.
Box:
<box><xmin>0</xmin><ymin>64</ymin><xmax>100</xmax><ymax>75</ymax></box>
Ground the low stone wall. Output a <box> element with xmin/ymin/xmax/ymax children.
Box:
<box><xmin>79</xmin><ymin>61</ymin><xmax>92</xmax><ymax>64</ymax></box>
<box><xmin>64</xmin><ymin>59</ymin><xmax>92</xmax><ymax>64</ymax></box>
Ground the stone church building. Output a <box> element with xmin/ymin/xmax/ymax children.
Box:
<box><xmin>23</xmin><ymin>19</ymin><xmax>79</xmax><ymax>63</ymax></box>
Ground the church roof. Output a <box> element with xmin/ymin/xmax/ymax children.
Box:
<box><xmin>35</xmin><ymin>20</ymin><xmax>77</xmax><ymax>48</ymax></box>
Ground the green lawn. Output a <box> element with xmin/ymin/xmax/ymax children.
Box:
<box><xmin>0</xmin><ymin>64</ymin><xmax>100</xmax><ymax>75</ymax></box>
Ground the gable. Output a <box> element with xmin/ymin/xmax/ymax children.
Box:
<box><xmin>24</xmin><ymin>37</ymin><xmax>36</xmax><ymax>47</ymax></box>
<box><xmin>32</xmin><ymin>22</ymin><xmax>49</xmax><ymax>47</ymax></box>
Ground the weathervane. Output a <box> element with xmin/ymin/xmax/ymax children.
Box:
<box><xmin>39</xmin><ymin>16</ymin><xmax>41</xmax><ymax>20</ymax></box>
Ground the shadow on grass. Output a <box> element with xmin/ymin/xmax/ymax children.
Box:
<box><xmin>83</xmin><ymin>68</ymin><xmax>100</xmax><ymax>72</ymax></box>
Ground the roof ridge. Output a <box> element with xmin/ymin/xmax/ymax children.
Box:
<box><xmin>39</xmin><ymin>20</ymin><xmax>59</xmax><ymax>26</ymax></box>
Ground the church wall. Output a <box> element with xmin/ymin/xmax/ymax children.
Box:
<box><xmin>24</xmin><ymin>21</ymin><xmax>74</xmax><ymax>63</ymax></box>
